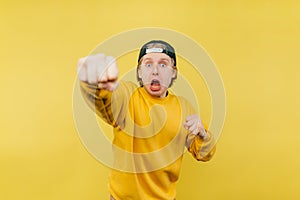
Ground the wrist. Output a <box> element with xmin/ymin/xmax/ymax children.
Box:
<box><xmin>198</xmin><ymin>127</ymin><xmax>208</xmax><ymax>140</ymax></box>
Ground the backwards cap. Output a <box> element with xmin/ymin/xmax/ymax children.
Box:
<box><xmin>138</xmin><ymin>40</ymin><xmax>176</xmax><ymax>66</ymax></box>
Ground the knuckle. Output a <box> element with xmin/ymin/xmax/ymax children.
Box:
<box><xmin>106</xmin><ymin>55</ymin><xmax>116</xmax><ymax>62</ymax></box>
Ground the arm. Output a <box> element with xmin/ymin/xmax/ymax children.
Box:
<box><xmin>184</xmin><ymin>115</ymin><xmax>216</xmax><ymax>162</ymax></box>
<box><xmin>80</xmin><ymin>81</ymin><xmax>116</xmax><ymax>126</ymax></box>
<box><xmin>77</xmin><ymin>54</ymin><xmax>135</xmax><ymax>127</ymax></box>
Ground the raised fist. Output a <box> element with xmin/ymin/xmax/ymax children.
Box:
<box><xmin>77</xmin><ymin>54</ymin><xmax>119</xmax><ymax>91</ymax></box>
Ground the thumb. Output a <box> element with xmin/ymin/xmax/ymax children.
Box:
<box><xmin>77</xmin><ymin>57</ymin><xmax>87</xmax><ymax>81</ymax></box>
<box><xmin>105</xmin><ymin>56</ymin><xmax>119</xmax><ymax>81</ymax></box>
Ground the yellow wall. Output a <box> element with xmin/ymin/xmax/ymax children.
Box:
<box><xmin>1</xmin><ymin>0</ymin><xmax>300</xmax><ymax>199</ymax></box>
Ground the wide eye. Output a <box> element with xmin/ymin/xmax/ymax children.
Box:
<box><xmin>160</xmin><ymin>63</ymin><xmax>166</xmax><ymax>68</ymax></box>
<box><xmin>145</xmin><ymin>63</ymin><xmax>152</xmax><ymax>68</ymax></box>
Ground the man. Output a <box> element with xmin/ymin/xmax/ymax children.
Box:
<box><xmin>77</xmin><ymin>40</ymin><xmax>216</xmax><ymax>200</ymax></box>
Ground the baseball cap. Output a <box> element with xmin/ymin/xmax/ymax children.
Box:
<box><xmin>138</xmin><ymin>40</ymin><xmax>177</xmax><ymax>66</ymax></box>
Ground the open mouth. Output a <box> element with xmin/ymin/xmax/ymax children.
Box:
<box><xmin>150</xmin><ymin>79</ymin><xmax>161</xmax><ymax>91</ymax></box>
<box><xmin>151</xmin><ymin>79</ymin><xmax>160</xmax><ymax>85</ymax></box>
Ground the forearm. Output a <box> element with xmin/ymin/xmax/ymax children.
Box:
<box><xmin>186</xmin><ymin>129</ymin><xmax>216</xmax><ymax>162</ymax></box>
<box><xmin>80</xmin><ymin>81</ymin><xmax>116</xmax><ymax>126</ymax></box>
<box><xmin>80</xmin><ymin>81</ymin><xmax>137</xmax><ymax>127</ymax></box>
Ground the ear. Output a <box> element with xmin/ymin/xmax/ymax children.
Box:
<box><xmin>172</xmin><ymin>68</ymin><xmax>177</xmax><ymax>79</ymax></box>
<box><xmin>137</xmin><ymin>67</ymin><xmax>142</xmax><ymax>79</ymax></box>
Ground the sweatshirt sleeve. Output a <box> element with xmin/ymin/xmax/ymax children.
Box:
<box><xmin>186</xmin><ymin>128</ymin><xmax>216</xmax><ymax>162</ymax></box>
<box><xmin>79</xmin><ymin>81</ymin><xmax>136</xmax><ymax>128</ymax></box>
<box><xmin>179</xmin><ymin>96</ymin><xmax>217</xmax><ymax>162</ymax></box>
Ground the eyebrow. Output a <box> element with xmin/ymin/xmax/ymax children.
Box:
<box><xmin>143</xmin><ymin>58</ymin><xmax>153</xmax><ymax>62</ymax></box>
<box><xmin>143</xmin><ymin>58</ymin><xmax>170</xmax><ymax>62</ymax></box>
<box><xmin>160</xmin><ymin>58</ymin><xmax>170</xmax><ymax>62</ymax></box>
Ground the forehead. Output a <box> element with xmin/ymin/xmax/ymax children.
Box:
<box><xmin>141</xmin><ymin>53</ymin><xmax>172</xmax><ymax>62</ymax></box>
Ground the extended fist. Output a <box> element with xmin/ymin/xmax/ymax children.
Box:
<box><xmin>77</xmin><ymin>54</ymin><xmax>119</xmax><ymax>91</ymax></box>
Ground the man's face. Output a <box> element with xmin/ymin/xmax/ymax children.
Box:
<box><xmin>138</xmin><ymin>53</ymin><xmax>177</xmax><ymax>98</ymax></box>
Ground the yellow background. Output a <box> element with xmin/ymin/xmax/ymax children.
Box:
<box><xmin>1</xmin><ymin>0</ymin><xmax>300</xmax><ymax>199</ymax></box>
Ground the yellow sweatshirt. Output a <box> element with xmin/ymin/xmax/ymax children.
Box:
<box><xmin>80</xmin><ymin>81</ymin><xmax>216</xmax><ymax>200</ymax></box>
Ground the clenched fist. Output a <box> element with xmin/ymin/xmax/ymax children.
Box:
<box><xmin>183</xmin><ymin>114</ymin><xmax>208</xmax><ymax>139</ymax></box>
<box><xmin>77</xmin><ymin>54</ymin><xmax>119</xmax><ymax>91</ymax></box>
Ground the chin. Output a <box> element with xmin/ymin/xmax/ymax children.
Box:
<box><xmin>152</xmin><ymin>91</ymin><xmax>164</xmax><ymax>97</ymax></box>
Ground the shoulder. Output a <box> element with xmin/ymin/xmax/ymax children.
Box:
<box><xmin>115</xmin><ymin>81</ymin><xmax>138</xmax><ymax>94</ymax></box>
<box><xmin>174</xmin><ymin>94</ymin><xmax>191</xmax><ymax>106</ymax></box>
<box><xmin>119</xmin><ymin>80</ymin><xmax>138</xmax><ymax>89</ymax></box>
<box><xmin>170</xmin><ymin>94</ymin><xmax>196</xmax><ymax>114</ymax></box>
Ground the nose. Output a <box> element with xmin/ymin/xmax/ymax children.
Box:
<box><xmin>152</xmin><ymin>65</ymin><xmax>159</xmax><ymax>75</ymax></box>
